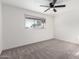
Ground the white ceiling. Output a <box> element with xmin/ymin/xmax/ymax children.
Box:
<box><xmin>2</xmin><ymin>0</ymin><xmax>79</xmax><ymax>15</ymax></box>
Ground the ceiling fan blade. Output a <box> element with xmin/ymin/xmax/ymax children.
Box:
<box><xmin>44</xmin><ymin>8</ymin><xmax>50</xmax><ymax>12</ymax></box>
<box><xmin>40</xmin><ymin>5</ymin><xmax>49</xmax><ymax>7</ymax></box>
<box><xmin>55</xmin><ymin>5</ymin><xmax>66</xmax><ymax>8</ymax></box>
<box><xmin>52</xmin><ymin>0</ymin><xmax>57</xmax><ymax>5</ymax></box>
<box><xmin>53</xmin><ymin>8</ymin><xmax>57</xmax><ymax>12</ymax></box>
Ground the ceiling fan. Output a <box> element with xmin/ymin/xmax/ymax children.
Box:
<box><xmin>40</xmin><ymin>0</ymin><xmax>66</xmax><ymax>12</ymax></box>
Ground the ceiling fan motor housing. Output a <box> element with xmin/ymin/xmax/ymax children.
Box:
<box><xmin>50</xmin><ymin>3</ymin><xmax>54</xmax><ymax>8</ymax></box>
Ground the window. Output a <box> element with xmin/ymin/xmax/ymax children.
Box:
<box><xmin>24</xmin><ymin>14</ymin><xmax>46</xmax><ymax>29</ymax></box>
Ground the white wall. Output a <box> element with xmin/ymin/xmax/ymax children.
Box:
<box><xmin>0</xmin><ymin>0</ymin><xmax>2</xmax><ymax>54</ymax></box>
<box><xmin>55</xmin><ymin>0</ymin><xmax>79</xmax><ymax>44</ymax></box>
<box><xmin>2</xmin><ymin>4</ymin><xmax>54</xmax><ymax>50</ymax></box>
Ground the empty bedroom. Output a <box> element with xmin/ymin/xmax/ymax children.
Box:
<box><xmin>0</xmin><ymin>0</ymin><xmax>79</xmax><ymax>59</ymax></box>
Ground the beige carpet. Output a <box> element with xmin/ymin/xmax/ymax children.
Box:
<box><xmin>1</xmin><ymin>38</ymin><xmax>79</xmax><ymax>59</ymax></box>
